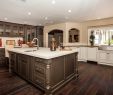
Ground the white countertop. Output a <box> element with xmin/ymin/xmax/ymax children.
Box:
<box><xmin>8</xmin><ymin>47</ymin><xmax>78</xmax><ymax>59</ymax></box>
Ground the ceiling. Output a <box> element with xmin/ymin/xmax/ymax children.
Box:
<box><xmin>0</xmin><ymin>0</ymin><xmax>113</xmax><ymax>26</ymax></box>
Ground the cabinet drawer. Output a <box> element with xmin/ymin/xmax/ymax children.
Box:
<box><xmin>35</xmin><ymin>66</ymin><xmax>45</xmax><ymax>75</ymax></box>
<box><xmin>34</xmin><ymin>75</ymin><xmax>45</xmax><ymax>87</ymax></box>
<box><xmin>35</xmin><ymin>57</ymin><xmax>47</xmax><ymax>64</ymax></box>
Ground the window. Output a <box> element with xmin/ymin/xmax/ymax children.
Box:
<box><xmin>88</xmin><ymin>27</ymin><xmax>113</xmax><ymax>46</ymax></box>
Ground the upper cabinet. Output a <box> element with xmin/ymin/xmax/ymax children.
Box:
<box><xmin>69</xmin><ymin>28</ymin><xmax>80</xmax><ymax>43</ymax></box>
<box><xmin>0</xmin><ymin>22</ymin><xmax>5</xmax><ymax>36</ymax></box>
<box><xmin>4</xmin><ymin>23</ymin><xmax>12</xmax><ymax>36</ymax></box>
<box><xmin>26</xmin><ymin>25</ymin><xmax>37</xmax><ymax>42</ymax></box>
<box><xmin>18</xmin><ymin>25</ymin><xmax>25</xmax><ymax>37</ymax></box>
<box><xmin>12</xmin><ymin>25</ymin><xmax>19</xmax><ymax>37</ymax></box>
<box><xmin>0</xmin><ymin>21</ymin><xmax>44</xmax><ymax>45</ymax></box>
<box><xmin>36</xmin><ymin>26</ymin><xmax>44</xmax><ymax>47</ymax></box>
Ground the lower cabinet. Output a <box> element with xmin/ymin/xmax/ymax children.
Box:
<box><xmin>9</xmin><ymin>52</ymin><xmax>17</xmax><ymax>72</ymax></box>
<box><xmin>98</xmin><ymin>50</ymin><xmax>113</xmax><ymax>66</ymax></box>
<box><xmin>78</xmin><ymin>47</ymin><xmax>87</xmax><ymax>62</ymax></box>
<box><xmin>9</xmin><ymin>52</ymin><xmax>78</xmax><ymax>95</ymax></box>
<box><xmin>18</xmin><ymin>54</ymin><xmax>29</xmax><ymax>79</ymax></box>
<box><xmin>87</xmin><ymin>47</ymin><xmax>98</xmax><ymax>62</ymax></box>
<box><xmin>0</xmin><ymin>48</ymin><xmax>5</xmax><ymax>66</ymax></box>
<box><xmin>65</xmin><ymin>53</ymin><xmax>75</xmax><ymax>79</ymax></box>
<box><xmin>78</xmin><ymin>47</ymin><xmax>98</xmax><ymax>62</ymax></box>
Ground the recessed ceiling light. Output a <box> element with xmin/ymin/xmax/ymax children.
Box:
<box><xmin>45</xmin><ymin>17</ymin><xmax>48</xmax><ymax>20</ymax></box>
<box><xmin>4</xmin><ymin>17</ymin><xmax>8</xmax><ymax>21</ymax></box>
<box><xmin>52</xmin><ymin>0</ymin><xmax>56</xmax><ymax>4</ymax></box>
<box><xmin>68</xmin><ymin>10</ymin><xmax>72</xmax><ymax>13</ymax></box>
<box><xmin>65</xmin><ymin>17</ymin><xmax>69</xmax><ymax>19</ymax></box>
<box><xmin>28</xmin><ymin>12</ymin><xmax>31</xmax><ymax>15</ymax></box>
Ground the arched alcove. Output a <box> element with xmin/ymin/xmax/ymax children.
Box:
<box><xmin>69</xmin><ymin>28</ymin><xmax>80</xmax><ymax>43</ymax></box>
<box><xmin>48</xmin><ymin>29</ymin><xmax>63</xmax><ymax>47</ymax></box>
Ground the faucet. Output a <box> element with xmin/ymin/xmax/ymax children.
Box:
<box><xmin>32</xmin><ymin>38</ymin><xmax>39</xmax><ymax>50</ymax></box>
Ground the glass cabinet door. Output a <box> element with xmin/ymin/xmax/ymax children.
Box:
<box><xmin>0</xmin><ymin>22</ymin><xmax>4</xmax><ymax>36</ymax></box>
<box><xmin>12</xmin><ymin>25</ymin><xmax>19</xmax><ymax>37</ymax></box>
<box><xmin>5</xmin><ymin>24</ymin><xmax>12</xmax><ymax>36</ymax></box>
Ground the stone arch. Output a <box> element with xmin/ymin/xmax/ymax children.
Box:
<box><xmin>48</xmin><ymin>29</ymin><xmax>63</xmax><ymax>47</ymax></box>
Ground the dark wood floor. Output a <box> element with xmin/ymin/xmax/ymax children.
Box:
<box><xmin>0</xmin><ymin>62</ymin><xmax>113</xmax><ymax>95</ymax></box>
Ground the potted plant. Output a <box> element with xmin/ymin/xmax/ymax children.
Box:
<box><xmin>89</xmin><ymin>31</ymin><xmax>95</xmax><ymax>46</ymax></box>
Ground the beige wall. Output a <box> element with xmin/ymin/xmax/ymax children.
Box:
<box><xmin>81</xmin><ymin>17</ymin><xmax>113</xmax><ymax>44</ymax></box>
<box><xmin>65</xmin><ymin>22</ymin><xmax>82</xmax><ymax>46</ymax></box>
<box><xmin>43</xmin><ymin>23</ymin><xmax>66</xmax><ymax>47</ymax></box>
<box><xmin>43</xmin><ymin>22</ymin><xmax>82</xmax><ymax>47</ymax></box>
<box><xmin>43</xmin><ymin>17</ymin><xmax>113</xmax><ymax>47</ymax></box>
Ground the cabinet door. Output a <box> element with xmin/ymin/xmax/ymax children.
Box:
<box><xmin>4</xmin><ymin>24</ymin><xmax>12</xmax><ymax>36</ymax></box>
<box><xmin>18</xmin><ymin>55</ymin><xmax>29</xmax><ymax>79</ymax></box>
<box><xmin>29</xmin><ymin>57</ymin><xmax>34</xmax><ymax>82</ymax></box>
<box><xmin>0</xmin><ymin>48</ymin><xmax>5</xmax><ymax>66</ymax></box>
<box><xmin>50</xmin><ymin>56</ymin><xmax>64</xmax><ymax>88</ymax></box>
<box><xmin>12</xmin><ymin>25</ymin><xmax>19</xmax><ymax>37</ymax></box>
<box><xmin>107</xmin><ymin>53</ymin><xmax>113</xmax><ymax>64</ymax></box>
<box><xmin>87</xmin><ymin>47</ymin><xmax>97</xmax><ymax>61</ymax></box>
<box><xmin>78</xmin><ymin>47</ymin><xmax>87</xmax><ymax>61</ymax></box>
<box><xmin>99</xmin><ymin>52</ymin><xmax>107</xmax><ymax>63</ymax></box>
<box><xmin>65</xmin><ymin>53</ymin><xmax>75</xmax><ymax>79</ymax></box>
<box><xmin>0</xmin><ymin>22</ymin><xmax>5</xmax><ymax>36</ymax></box>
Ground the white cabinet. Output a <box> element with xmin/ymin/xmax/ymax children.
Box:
<box><xmin>98</xmin><ymin>50</ymin><xmax>113</xmax><ymax>66</ymax></box>
<box><xmin>78</xmin><ymin>47</ymin><xmax>87</xmax><ymax>62</ymax></box>
<box><xmin>87</xmin><ymin>47</ymin><xmax>98</xmax><ymax>61</ymax></box>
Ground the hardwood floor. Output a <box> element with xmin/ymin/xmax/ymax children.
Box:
<box><xmin>0</xmin><ymin>62</ymin><xmax>113</xmax><ymax>95</ymax></box>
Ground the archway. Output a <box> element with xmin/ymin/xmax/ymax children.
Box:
<box><xmin>69</xmin><ymin>28</ymin><xmax>80</xmax><ymax>43</ymax></box>
<box><xmin>48</xmin><ymin>29</ymin><xmax>63</xmax><ymax>47</ymax></box>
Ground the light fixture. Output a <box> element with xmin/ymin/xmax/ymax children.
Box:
<box><xmin>45</xmin><ymin>17</ymin><xmax>48</xmax><ymax>20</ymax></box>
<box><xmin>65</xmin><ymin>17</ymin><xmax>69</xmax><ymax>19</ymax></box>
<box><xmin>28</xmin><ymin>12</ymin><xmax>31</xmax><ymax>15</ymax></box>
<box><xmin>68</xmin><ymin>10</ymin><xmax>72</xmax><ymax>13</ymax></box>
<box><xmin>4</xmin><ymin>17</ymin><xmax>8</xmax><ymax>21</ymax></box>
<box><xmin>52</xmin><ymin>0</ymin><xmax>56</xmax><ymax>4</ymax></box>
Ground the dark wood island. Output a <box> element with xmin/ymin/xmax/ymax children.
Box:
<box><xmin>8</xmin><ymin>48</ymin><xmax>78</xmax><ymax>95</ymax></box>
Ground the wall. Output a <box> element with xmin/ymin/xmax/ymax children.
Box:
<box><xmin>43</xmin><ymin>17</ymin><xmax>113</xmax><ymax>47</ymax></box>
<box><xmin>64</xmin><ymin>22</ymin><xmax>83</xmax><ymax>46</ymax></box>
<box><xmin>81</xmin><ymin>17</ymin><xmax>113</xmax><ymax>44</ymax></box>
<box><xmin>43</xmin><ymin>22</ymin><xmax>82</xmax><ymax>47</ymax></box>
<box><xmin>43</xmin><ymin>23</ymin><xmax>66</xmax><ymax>47</ymax></box>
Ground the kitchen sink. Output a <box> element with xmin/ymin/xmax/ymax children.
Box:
<box><xmin>98</xmin><ymin>45</ymin><xmax>113</xmax><ymax>51</ymax></box>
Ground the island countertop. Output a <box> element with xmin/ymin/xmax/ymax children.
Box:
<box><xmin>8</xmin><ymin>47</ymin><xmax>78</xmax><ymax>59</ymax></box>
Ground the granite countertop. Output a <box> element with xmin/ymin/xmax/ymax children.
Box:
<box><xmin>7</xmin><ymin>47</ymin><xmax>78</xmax><ymax>59</ymax></box>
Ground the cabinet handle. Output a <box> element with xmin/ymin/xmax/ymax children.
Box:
<box><xmin>107</xmin><ymin>53</ymin><xmax>110</xmax><ymax>54</ymax></box>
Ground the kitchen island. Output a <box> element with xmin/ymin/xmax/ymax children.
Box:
<box><xmin>8</xmin><ymin>47</ymin><xmax>78</xmax><ymax>95</ymax></box>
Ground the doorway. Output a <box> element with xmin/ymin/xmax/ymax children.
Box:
<box><xmin>48</xmin><ymin>29</ymin><xmax>63</xmax><ymax>47</ymax></box>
